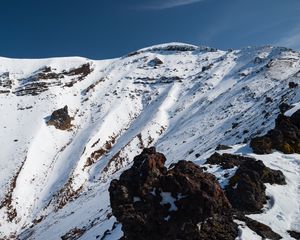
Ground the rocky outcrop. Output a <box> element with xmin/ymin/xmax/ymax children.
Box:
<box><xmin>250</xmin><ymin>109</ymin><xmax>300</xmax><ymax>154</ymax></box>
<box><xmin>109</xmin><ymin>149</ymin><xmax>285</xmax><ymax>239</ymax></box>
<box><xmin>288</xmin><ymin>230</ymin><xmax>300</xmax><ymax>239</ymax></box>
<box><xmin>148</xmin><ymin>57</ymin><xmax>163</xmax><ymax>67</ymax></box>
<box><xmin>109</xmin><ymin>147</ymin><xmax>238</xmax><ymax>240</ymax></box>
<box><xmin>289</xmin><ymin>81</ymin><xmax>298</xmax><ymax>88</ymax></box>
<box><xmin>235</xmin><ymin>214</ymin><xmax>282</xmax><ymax>240</ymax></box>
<box><xmin>206</xmin><ymin>153</ymin><xmax>286</xmax><ymax>213</ymax></box>
<box><xmin>215</xmin><ymin>144</ymin><xmax>232</xmax><ymax>150</ymax></box>
<box><xmin>47</xmin><ymin>105</ymin><xmax>72</xmax><ymax>130</ymax></box>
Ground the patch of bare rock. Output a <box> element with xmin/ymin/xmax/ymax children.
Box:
<box><xmin>47</xmin><ymin>105</ymin><xmax>72</xmax><ymax>130</ymax></box>
<box><xmin>250</xmin><ymin>109</ymin><xmax>300</xmax><ymax>154</ymax></box>
<box><xmin>109</xmin><ymin>147</ymin><xmax>285</xmax><ymax>239</ymax></box>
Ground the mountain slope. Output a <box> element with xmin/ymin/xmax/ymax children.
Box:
<box><xmin>0</xmin><ymin>43</ymin><xmax>299</xmax><ymax>239</ymax></box>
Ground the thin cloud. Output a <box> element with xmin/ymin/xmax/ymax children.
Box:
<box><xmin>144</xmin><ymin>0</ymin><xmax>205</xmax><ymax>10</ymax></box>
<box><xmin>277</xmin><ymin>27</ymin><xmax>300</xmax><ymax>50</ymax></box>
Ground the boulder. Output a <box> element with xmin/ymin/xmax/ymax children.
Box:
<box><xmin>215</xmin><ymin>144</ymin><xmax>232</xmax><ymax>151</ymax></box>
<box><xmin>250</xmin><ymin>109</ymin><xmax>300</xmax><ymax>154</ymax></box>
<box><xmin>47</xmin><ymin>105</ymin><xmax>72</xmax><ymax>130</ymax></box>
<box><xmin>206</xmin><ymin>153</ymin><xmax>286</xmax><ymax>213</ymax></box>
<box><xmin>148</xmin><ymin>58</ymin><xmax>163</xmax><ymax>67</ymax></box>
<box><xmin>288</xmin><ymin>81</ymin><xmax>298</xmax><ymax>88</ymax></box>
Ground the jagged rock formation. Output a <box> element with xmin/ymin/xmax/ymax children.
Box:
<box><xmin>47</xmin><ymin>105</ymin><xmax>72</xmax><ymax>130</ymax></box>
<box><xmin>109</xmin><ymin>147</ymin><xmax>238</xmax><ymax>240</ymax></box>
<box><xmin>110</xmin><ymin>149</ymin><xmax>286</xmax><ymax>239</ymax></box>
<box><xmin>250</xmin><ymin>109</ymin><xmax>300</xmax><ymax>154</ymax></box>
<box><xmin>206</xmin><ymin>153</ymin><xmax>286</xmax><ymax>213</ymax></box>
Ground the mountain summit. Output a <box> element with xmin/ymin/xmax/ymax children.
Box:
<box><xmin>0</xmin><ymin>43</ymin><xmax>299</xmax><ymax>239</ymax></box>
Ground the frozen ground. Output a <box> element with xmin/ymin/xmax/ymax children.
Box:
<box><xmin>0</xmin><ymin>43</ymin><xmax>299</xmax><ymax>239</ymax></box>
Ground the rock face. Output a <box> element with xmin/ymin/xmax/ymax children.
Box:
<box><xmin>47</xmin><ymin>105</ymin><xmax>72</xmax><ymax>130</ymax></box>
<box><xmin>250</xmin><ymin>109</ymin><xmax>300</xmax><ymax>154</ymax></box>
<box><xmin>148</xmin><ymin>57</ymin><xmax>163</xmax><ymax>67</ymax></box>
<box><xmin>235</xmin><ymin>214</ymin><xmax>282</xmax><ymax>240</ymax></box>
<box><xmin>109</xmin><ymin>147</ymin><xmax>238</xmax><ymax>240</ymax></box>
<box><xmin>206</xmin><ymin>153</ymin><xmax>286</xmax><ymax>213</ymax></box>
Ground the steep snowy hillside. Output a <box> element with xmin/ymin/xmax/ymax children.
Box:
<box><xmin>0</xmin><ymin>43</ymin><xmax>299</xmax><ymax>239</ymax></box>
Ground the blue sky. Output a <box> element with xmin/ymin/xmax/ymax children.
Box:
<box><xmin>1</xmin><ymin>0</ymin><xmax>300</xmax><ymax>59</ymax></box>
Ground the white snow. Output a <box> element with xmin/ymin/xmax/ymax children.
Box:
<box><xmin>160</xmin><ymin>192</ymin><xmax>178</xmax><ymax>211</ymax></box>
<box><xmin>0</xmin><ymin>43</ymin><xmax>299</xmax><ymax>239</ymax></box>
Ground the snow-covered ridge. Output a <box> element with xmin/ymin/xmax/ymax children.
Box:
<box><xmin>0</xmin><ymin>43</ymin><xmax>299</xmax><ymax>239</ymax></box>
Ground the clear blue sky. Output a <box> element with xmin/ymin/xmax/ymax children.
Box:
<box><xmin>1</xmin><ymin>0</ymin><xmax>300</xmax><ymax>59</ymax></box>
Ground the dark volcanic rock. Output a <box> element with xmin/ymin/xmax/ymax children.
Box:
<box><xmin>206</xmin><ymin>152</ymin><xmax>251</xmax><ymax>169</ymax></box>
<box><xmin>206</xmin><ymin>153</ymin><xmax>286</xmax><ymax>213</ymax></box>
<box><xmin>288</xmin><ymin>230</ymin><xmax>300</xmax><ymax>239</ymax></box>
<box><xmin>279</xmin><ymin>103</ymin><xmax>291</xmax><ymax>114</ymax></box>
<box><xmin>289</xmin><ymin>81</ymin><xmax>298</xmax><ymax>88</ymax></box>
<box><xmin>250</xmin><ymin>109</ymin><xmax>300</xmax><ymax>154</ymax></box>
<box><xmin>215</xmin><ymin>144</ymin><xmax>232</xmax><ymax>150</ymax></box>
<box><xmin>47</xmin><ymin>105</ymin><xmax>72</xmax><ymax>130</ymax></box>
<box><xmin>235</xmin><ymin>214</ymin><xmax>282</xmax><ymax>240</ymax></box>
<box><xmin>109</xmin><ymin>147</ymin><xmax>238</xmax><ymax>240</ymax></box>
<box><xmin>148</xmin><ymin>57</ymin><xmax>163</xmax><ymax>67</ymax></box>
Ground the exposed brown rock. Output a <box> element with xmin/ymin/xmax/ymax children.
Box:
<box><xmin>47</xmin><ymin>105</ymin><xmax>72</xmax><ymax>130</ymax></box>
<box><xmin>148</xmin><ymin>57</ymin><xmax>163</xmax><ymax>67</ymax></box>
<box><xmin>206</xmin><ymin>153</ymin><xmax>286</xmax><ymax>213</ymax></box>
<box><xmin>109</xmin><ymin>147</ymin><xmax>238</xmax><ymax>240</ymax></box>
<box><xmin>61</xmin><ymin>227</ymin><xmax>86</xmax><ymax>240</ymax></box>
<box><xmin>63</xmin><ymin>63</ymin><xmax>92</xmax><ymax>80</ymax></box>
<box><xmin>250</xmin><ymin>109</ymin><xmax>300</xmax><ymax>154</ymax></box>
<box><xmin>235</xmin><ymin>214</ymin><xmax>282</xmax><ymax>240</ymax></box>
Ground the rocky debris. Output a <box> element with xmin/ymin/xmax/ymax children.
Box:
<box><xmin>254</xmin><ymin>56</ymin><xmax>265</xmax><ymax>64</ymax></box>
<box><xmin>14</xmin><ymin>82</ymin><xmax>60</xmax><ymax>96</ymax></box>
<box><xmin>288</xmin><ymin>230</ymin><xmax>300</xmax><ymax>239</ymax></box>
<box><xmin>0</xmin><ymin>72</ymin><xmax>12</xmax><ymax>89</ymax></box>
<box><xmin>127</xmin><ymin>44</ymin><xmax>198</xmax><ymax>57</ymax></box>
<box><xmin>12</xmin><ymin>63</ymin><xmax>93</xmax><ymax>96</ymax></box>
<box><xmin>235</xmin><ymin>214</ymin><xmax>282</xmax><ymax>240</ymax></box>
<box><xmin>0</xmin><ymin>161</ymin><xmax>25</xmax><ymax>222</ymax></box>
<box><xmin>109</xmin><ymin>147</ymin><xmax>238</xmax><ymax>240</ymax></box>
<box><xmin>289</xmin><ymin>81</ymin><xmax>298</xmax><ymax>88</ymax></box>
<box><xmin>134</xmin><ymin>76</ymin><xmax>182</xmax><ymax>85</ymax></box>
<box><xmin>206</xmin><ymin>152</ymin><xmax>250</xmax><ymax>169</ymax></box>
<box><xmin>215</xmin><ymin>144</ymin><xmax>232</xmax><ymax>151</ymax></box>
<box><xmin>265</xmin><ymin>96</ymin><xmax>273</xmax><ymax>103</ymax></box>
<box><xmin>60</xmin><ymin>227</ymin><xmax>86</xmax><ymax>240</ymax></box>
<box><xmin>206</xmin><ymin>153</ymin><xmax>286</xmax><ymax>213</ymax></box>
<box><xmin>148</xmin><ymin>57</ymin><xmax>163</xmax><ymax>67</ymax></box>
<box><xmin>62</xmin><ymin>63</ymin><xmax>92</xmax><ymax>80</ymax></box>
<box><xmin>47</xmin><ymin>106</ymin><xmax>72</xmax><ymax>130</ymax></box>
<box><xmin>0</xmin><ymin>90</ymin><xmax>10</xmax><ymax>94</ymax></box>
<box><xmin>202</xmin><ymin>63</ymin><xmax>213</xmax><ymax>72</ymax></box>
<box><xmin>147</xmin><ymin>44</ymin><xmax>198</xmax><ymax>53</ymax></box>
<box><xmin>250</xmin><ymin>109</ymin><xmax>300</xmax><ymax>154</ymax></box>
<box><xmin>279</xmin><ymin>102</ymin><xmax>291</xmax><ymax>114</ymax></box>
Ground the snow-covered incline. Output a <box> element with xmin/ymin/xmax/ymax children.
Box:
<box><xmin>0</xmin><ymin>43</ymin><xmax>299</xmax><ymax>239</ymax></box>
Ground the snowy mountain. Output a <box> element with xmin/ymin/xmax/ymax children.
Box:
<box><xmin>0</xmin><ymin>43</ymin><xmax>299</xmax><ymax>239</ymax></box>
